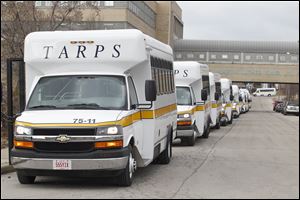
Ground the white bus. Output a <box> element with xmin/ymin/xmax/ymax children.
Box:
<box><xmin>174</xmin><ymin>62</ymin><xmax>211</xmax><ymax>145</ymax></box>
<box><xmin>253</xmin><ymin>88</ymin><xmax>276</xmax><ymax>96</ymax></box>
<box><xmin>232</xmin><ymin>85</ymin><xmax>241</xmax><ymax>118</ymax></box>
<box><xmin>12</xmin><ymin>29</ymin><xmax>177</xmax><ymax>186</ymax></box>
<box><xmin>209</xmin><ymin>72</ymin><xmax>222</xmax><ymax>129</ymax></box>
<box><xmin>240</xmin><ymin>88</ymin><xmax>251</xmax><ymax>113</ymax></box>
<box><xmin>220</xmin><ymin>78</ymin><xmax>234</xmax><ymax>126</ymax></box>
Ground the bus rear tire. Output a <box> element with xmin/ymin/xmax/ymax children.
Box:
<box><xmin>202</xmin><ymin>124</ymin><xmax>210</xmax><ymax>138</ymax></box>
<box><xmin>228</xmin><ymin>114</ymin><xmax>233</xmax><ymax>124</ymax></box>
<box><xmin>156</xmin><ymin>132</ymin><xmax>172</xmax><ymax>164</ymax></box>
<box><xmin>215</xmin><ymin>121</ymin><xmax>221</xmax><ymax>129</ymax></box>
<box><xmin>17</xmin><ymin>171</ymin><xmax>36</xmax><ymax>184</ymax></box>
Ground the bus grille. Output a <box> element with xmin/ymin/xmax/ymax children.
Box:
<box><xmin>33</xmin><ymin>128</ymin><xmax>96</xmax><ymax>136</ymax></box>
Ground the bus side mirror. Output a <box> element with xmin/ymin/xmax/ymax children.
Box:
<box><xmin>214</xmin><ymin>93</ymin><xmax>220</xmax><ymax>101</ymax></box>
<box><xmin>201</xmin><ymin>90</ymin><xmax>208</xmax><ymax>101</ymax></box>
<box><xmin>145</xmin><ymin>80</ymin><xmax>157</xmax><ymax>102</ymax></box>
<box><xmin>230</xmin><ymin>94</ymin><xmax>234</xmax><ymax>101</ymax></box>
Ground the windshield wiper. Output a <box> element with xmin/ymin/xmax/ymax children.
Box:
<box><xmin>67</xmin><ymin>103</ymin><xmax>110</xmax><ymax>110</ymax></box>
<box><xmin>29</xmin><ymin>105</ymin><xmax>57</xmax><ymax>109</ymax></box>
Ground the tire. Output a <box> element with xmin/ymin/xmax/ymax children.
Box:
<box><xmin>118</xmin><ymin>145</ymin><xmax>136</xmax><ymax>187</ymax></box>
<box><xmin>156</xmin><ymin>132</ymin><xmax>172</xmax><ymax>164</ymax></box>
<box><xmin>202</xmin><ymin>123</ymin><xmax>211</xmax><ymax>138</ymax></box>
<box><xmin>268</xmin><ymin>94</ymin><xmax>271</xmax><ymax>96</ymax></box>
<box><xmin>215</xmin><ymin>118</ymin><xmax>221</xmax><ymax>129</ymax></box>
<box><xmin>17</xmin><ymin>171</ymin><xmax>36</xmax><ymax>184</ymax></box>
<box><xmin>228</xmin><ymin>113</ymin><xmax>233</xmax><ymax>124</ymax></box>
<box><xmin>187</xmin><ymin>131</ymin><xmax>196</xmax><ymax>146</ymax></box>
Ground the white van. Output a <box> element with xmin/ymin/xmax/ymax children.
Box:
<box><xmin>220</xmin><ymin>78</ymin><xmax>234</xmax><ymax>125</ymax></box>
<box><xmin>253</xmin><ymin>88</ymin><xmax>276</xmax><ymax>96</ymax></box>
<box><xmin>209</xmin><ymin>72</ymin><xmax>222</xmax><ymax>129</ymax></box>
<box><xmin>11</xmin><ymin>30</ymin><xmax>177</xmax><ymax>186</ymax></box>
<box><xmin>174</xmin><ymin>62</ymin><xmax>211</xmax><ymax>145</ymax></box>
<box><xmin>240</xmin><ymin>88</ymin><xmax>250</xmax><ymax>113</ymax></box>
<box><xmin>232</xmin><ymin>85</ymin><xmax>241</xmax><ymax>118</ymax></box>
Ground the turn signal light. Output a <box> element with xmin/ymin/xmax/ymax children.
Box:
<box><xmin>177</xmin><ymin>121</ymin><xmax>192</xmax><ymax>126</ymax></box>
<box><xmin>95</xmin><ymin>140</ymin><xmax>123</xmax><ymax>149</ymax></box>
<box><xmin>14</xmin><ymin>140</ymin><xmax>34</xmax><ymax>149</ymax></box>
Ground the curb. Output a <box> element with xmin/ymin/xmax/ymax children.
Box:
<box><xmin>1</xmin><ymin>164</ymin><xmax>15</xmax><ymax>175</ymax></box>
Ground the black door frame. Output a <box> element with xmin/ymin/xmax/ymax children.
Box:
<box><xmin>6</xmin><ymin>58</ymin><xmax>25</xmax><ymax>165</ymax></box>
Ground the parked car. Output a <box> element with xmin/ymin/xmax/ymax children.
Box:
<box><xmin>273</xmin><ymin>100</ymin><xmax>284</xmax><ymax>111</ymax></box>
<box><xmin>274</xmin><ymin>102</ymin><xmax>285</xmax><ymax>113</ymax></box>
<box><xmin>282</xmin><ymin>101</ymin><xmax>299</xmax><ymax>116</ymax></box>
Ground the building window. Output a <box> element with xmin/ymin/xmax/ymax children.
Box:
<box><xmin>211</xmin><ymin>54</ymin><xmax>216</xmax><ymax>59</ymax></box>
<box><xmin>45</xmin><ymin>1</ymin><xmax>53</xmax><ymax>6</ymax></box>
<box><xmin>279</xmin><ymin>56</ymin><xmax>286</xmax><ymax>61</ymax></box>
<box><xmin>291</xmin><ymin>56</ymin><xmax>298</xmax><ymax>61</ymax></box>
<box><xmin>105</xmin><ymin>1</ymin><xmax>114</xmax><ymax>6</ymax></box>
<box><xmin>176</xmin><ymin>54</ymin><xmax>182</xmax><ymax>59</ymax></box>
<box><xmin>245</xmin><ymin>55</ymin><xmax>251</xmax><ymax>60</ymax></box>
<box><xmin>199</xmin><ymin>54</ymin><xmax>205</xmax><ymax>59</ymax></box>
<box><xmin>59</xmin><ymin>1</ymin><xmax>69</xmax><ymax>6</ymax></box>
<box><xmin>256</xmin><ymin>55</ymin><xmax>263</xmax><ymax>60</ymax></box>
<box><xmin>234</xmin><ymin>55</ymin><xmax>239</xmax><ymax>60</ymax></box>
<box><xmin>187</xmin><ymin>53</ymin><xmax>194</xmax><ymax>59</ymax></box>
<box><xmin>268</xmin><ymin>56</ymin><xmax>274</xmax><ymax>61</ymax></box>
<box><xmin>222</xmin><ymin>54</ymin><xmax>228</xmax><ymax>59</ymax></box>
<box><xmin>35</xmin><ymin>1</ymin><xmax>42</xmax><ymax>6</ymax></box>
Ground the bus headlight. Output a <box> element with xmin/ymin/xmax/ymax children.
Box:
<box><xmin>15</xmin><ymin>126</ymin><xmax>32</xmax><ymax>135</ymax></box>
<box><xmin>96</xmin><ymin>126</ymin><xmax>123</xmax><ymax>135</ymax></box>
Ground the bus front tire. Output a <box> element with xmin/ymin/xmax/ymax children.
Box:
<box><xmin>187</xmin><ymin>131</ymin><xmax>196</xmax><ymax>146</ymax></box>
<box><xmin>118</xmin><ymin>145</ymin><xmax>135</xmax><ymax>187</ymax></box>
<box><xmin>17</xmin><ymin>171</ymin><xmax>36</xmax><ymax>184</ymax></box>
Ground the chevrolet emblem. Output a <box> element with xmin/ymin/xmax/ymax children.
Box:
<box><xmin>56</xmin><ymin>135</ymin><xmax>70</xmax><ymax>143</ymax></box>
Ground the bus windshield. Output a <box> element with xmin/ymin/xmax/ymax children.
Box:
<box><xmin>27</xmin><ymin>75</ymin><xmax>127</xmax><ymax>110</ymax></box>
<box><xmin>176</xmin><ymin>86</ymin><xmax>193</xmax><ymax>105</ymax></box>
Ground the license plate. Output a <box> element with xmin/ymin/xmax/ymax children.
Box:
<box><xmin>53</xmin><ymin>160</ymin><xmax>72</xmax><ymax>170</ymax></box>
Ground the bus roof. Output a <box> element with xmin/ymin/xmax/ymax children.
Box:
<box><xmin>174</xmin><ymin>61</ymin><xmax>207</xmax><ymax>85</ymax></box>
<box><xmin>24</xmin><ymin>29</ymin><xmax>172</xmax><ymax>75</ymax></box>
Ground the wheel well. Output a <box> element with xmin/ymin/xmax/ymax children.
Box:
<box><xmin>129</xmin><ymin>137</ymin><xmax>135</xmax><ymax>147</ymax></box>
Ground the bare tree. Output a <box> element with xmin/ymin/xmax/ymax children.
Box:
<box><xmin>1</xmin><ymin>1</ymin><xmax>100</xmax><ymax>58</ymax></box>
<box><xmin>1</xmin><ymin>1</ymin><xmax>101</xmax><ymax>140</ymax></box>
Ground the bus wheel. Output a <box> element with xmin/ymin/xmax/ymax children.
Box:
<box><xmin>187</xmin><ymin>130</ymin><xmax>196</xmax><ymax>146</ymax></box>
<box><xmin>118</xmin><ymin>145</ymin><xmax>136</xmax><ymax>186</ymax></box>
<box><xmin>215</xmin><ymin>118</ymin><xmax>221</xmax><ymax>129</ymax></box>
<box><xmin>202</xmin><ymin>123</ymin><xmax>210</xmax><ymax>138</ymax></box>
<box><xmin>156</xmin><ymin>132</ymin><xmax>172</xmax><ymax>164</ymax></box>
<box><xmin>17</xmin><ymin>171</ymin><xmax>36</xmax><ymax>184</ymax></box>
<box><xmin>228</xmin><ymin>113</ymin><xmax>233</xmax><ymax>124</ymax></box>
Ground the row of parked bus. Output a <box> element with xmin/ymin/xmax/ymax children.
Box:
<box><xmin>173</xmin><ymin>61</ymin><xmax>252</xmax><ymax>146</ymax></box>
<box><xmin>11</xmin><ymin>30</ymin><xmax>251</xmax><ymax>186</ymax></box>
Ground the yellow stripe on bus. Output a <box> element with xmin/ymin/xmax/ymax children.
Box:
<box><xmin>15</xmin><ymin>103</ymin><xmax>177</xmax><ymax>128</ymax></box>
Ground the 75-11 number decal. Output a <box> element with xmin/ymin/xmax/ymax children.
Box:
<box><xmin>73</xmin><ymin>119</ymin><xmax>96</xmax><ymax>124</ymax></box>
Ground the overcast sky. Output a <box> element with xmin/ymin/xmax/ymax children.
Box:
<box><xmin>177</xmin><ymin>1</ymin><xmax>299</xmax><ymax>41</ymax></box>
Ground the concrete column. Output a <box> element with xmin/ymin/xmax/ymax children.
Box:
<box><xmin>241</xmin><ymin>52</ymin><xmax>244</xmax><ymax>64</ymax></box>
<box><xmin>206</xmin><ymin>52</ymin><xmax>209</xmax><ymax>62</ymax></box>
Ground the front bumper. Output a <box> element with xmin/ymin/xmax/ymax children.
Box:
<box><xmin>11</xmin><ymin>147</ymin><xmax>129</xmax><ymax>171</ymax></box>
<box><xmin>176</xmin><ymin>129</ymin><xmax>194</xmax><ymax>138</ymax></box>
<box><xmin>285</xmin><ymin>109</ymin><xmax>299</xmax><ymax>113</ymax></box>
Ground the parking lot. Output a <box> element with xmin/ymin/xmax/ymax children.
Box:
<box><xmin>1</xmin><ymin>96</ymin><xmax>299</xmax><ymax>199</ymax></box>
